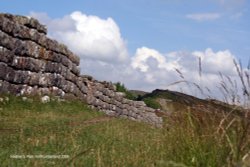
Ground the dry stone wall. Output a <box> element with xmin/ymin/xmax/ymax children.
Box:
<box><xmin>0</xmin><ymin>13</ymin><xmax>162</xmax><ymax>127</ymax></box>
<box><xmin>81</xmin><ymin>76</ymin><xmax>162</xmax><ymax>127</ymax></box>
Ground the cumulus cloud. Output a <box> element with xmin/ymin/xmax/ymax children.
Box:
<box><xmin>186</xmin><ymin>13</ymin><xmax>221</xmax><ymax>21</ymax></box>
<box><xmin>30</xmin><ymin>11</ymin><xmax>241</xmax><ymax>100</ymax></box>
<box><xmin>130</xmin><ymin>47</ymin><xmax>238</xmax><ymax>99</ymax></box>
<box><xmin>29</xmin><ymin>12</ymin><xmax>76</xmax><ymax>32</ymax></box>
<box><xmin>30</xmin><ymin>11</ymin><xmax>128</xmax><ymax>63</ymax></box>
<box><xmin>192</xmin><ymin>48</ymin><xmax>237</xmax><ymax>75</ymax></box>
<box><xmin>131</xmin><ymin>47</ymin><xmax>180</xmax><ymax>72</ymax></box>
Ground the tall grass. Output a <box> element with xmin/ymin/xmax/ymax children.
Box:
<box><xmin>164</xmin><ymin>57</ymin><xmax>250</xmax><ymax>166</ymax></box>
<box><xmin>170</xmin><ymin>58</ymin><xmax>250</xmax><ymax>106</ymax></box>
<box><xmin>0</xmin><ymin>95</ymin><xmax>250</xmax><ymax>166</ymax></box>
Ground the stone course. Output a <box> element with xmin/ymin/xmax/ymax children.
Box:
<box><xmin>0</xmin><ymin>13</ymin><xmax>162</xmax><ymax>127</ymax></box>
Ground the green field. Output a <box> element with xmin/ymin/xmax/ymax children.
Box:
<box><xmin>0</xmin><ymin>95</ymin><xmax>249</xmax><ymax>167</ymax></box>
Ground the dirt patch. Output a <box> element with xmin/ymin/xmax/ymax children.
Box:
<box><xmin>0</xmin><ymin>128</ymin><xmax>20</xmax><ymax>135</ymax></box>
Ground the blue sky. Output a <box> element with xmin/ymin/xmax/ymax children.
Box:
<box><xmin>1</xmin><ymin>0</ymin><xmax>249</xmax><ymax>62</ymax></box>
<box><xmin>1</xmin><ymin>0</ymin><xmax>250</xmax><ymax>99</ymax></box>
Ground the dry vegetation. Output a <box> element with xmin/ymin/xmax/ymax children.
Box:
<box><xmin>0</xmin><ymin>94</ymin><xmax>249</xmax><ymax>167</ymax></box>
<box><xmin>0</xmin><ymin>59</ymin><xmax>250</xmax><ymax>166</ymax></box>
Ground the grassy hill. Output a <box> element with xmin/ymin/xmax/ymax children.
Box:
<box><xmin>139</xmin><ymin>89</ymin><xmax>246</xmax><ymax>116</ymax></box>
<box><xmin>0</xmin><ymin>95</ymin><xmax>250</xmax><ymax>166</ymax></box>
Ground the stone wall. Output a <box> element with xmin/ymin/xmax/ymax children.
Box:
<box><xmin>0</xmin><ymin>13</ymin><xmax>162</xmax><ymax>127</ymax></box>
<box><xmin>82</xmin><ymin>76</ymin><xmax>162</xmax><ymax>127</ymax></box>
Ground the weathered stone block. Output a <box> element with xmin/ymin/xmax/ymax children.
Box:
<box><xmin>0</xmin><ymin>30</ymin><xmax>16</xmax><ymax>50</ymax></box>
<box><xmin>134</xmin><ymin>101</ymin><xmax>146</xmax><ymax>107</ymax></box>
<box><xmin>0</xmin><ymin>13</ymin><xmax>47</xmax><ymax>34</ymax></box>
<box><xmin>0</xmin><ymin>46</ymin><xmax>14</xmax><ymax>64</ymax></box>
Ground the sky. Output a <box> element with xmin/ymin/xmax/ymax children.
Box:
<box><xmin>1</xmin><ymin>0</ymin><xmax>250</xmax><ymax>101</ymax></box>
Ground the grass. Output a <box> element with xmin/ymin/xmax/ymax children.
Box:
<box><xmin>114</xmin><ymin>82</ymin><xmax>137</xmax><ymax>100</ymax></box>
<box><xmin>143</xmin><ymin>97</ymin><xmax>162</xmax><ymax>109</ymax></box>
<box><xmin>0</xmin><ymin>95</ymin><xmax>249</xmax><ymax>166</ymax></box>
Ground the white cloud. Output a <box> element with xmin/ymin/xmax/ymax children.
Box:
<box><xmin>30</xmin><ymin>11</ymin><xmax>242</xmax><ymax>100</ymax></box>
<box><xmin>30</xmin><ymin>11</ymin><xmax>128</xmax><ymax>63</ymax></box>
<box><xmin>192</xmin><ymin>48</ymin><xmax>237</xmax><ymax>75</ymax></box>
<box><xmin>130</xmin><ymin>47</ymin><xmax>239</xmax><ymax>99</ymax></box>
<box><xmin>131</xmin><ymin>47</ymin><xmax>180</xmax><ymax>72</ymax></box>
<box><xmin>29</xmin><ymin>12</ymin><xmax>76</xmax><ymax>32</ymax></box>
<box><xmin>186</xmin><ymin>13</ymin><xmax>221</xmax><ymax>21</ymax></box>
